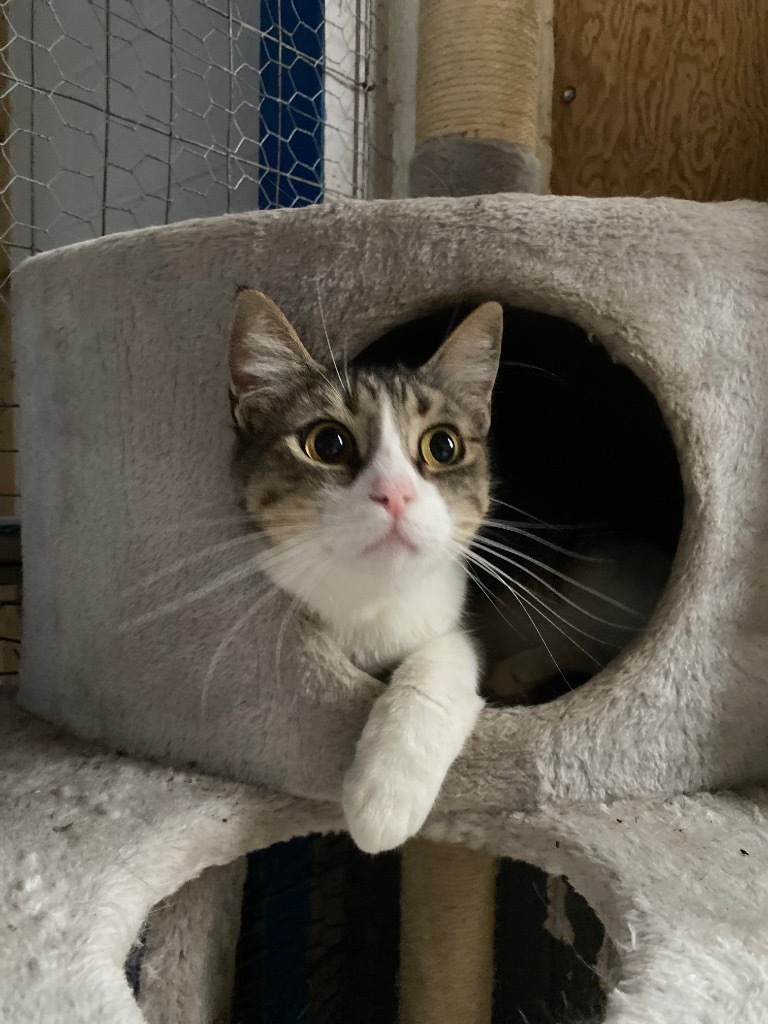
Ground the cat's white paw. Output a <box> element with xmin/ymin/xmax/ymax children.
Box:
<box><xmin>342</xmin><ymin>760</ymin><xmax>440</xmax><ymax>854</ymax></box>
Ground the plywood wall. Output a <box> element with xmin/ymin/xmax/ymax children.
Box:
<box><xmin>551</xmin><ymin>0</ymin><xmax>768</xmax><ymax>200</ymax></box>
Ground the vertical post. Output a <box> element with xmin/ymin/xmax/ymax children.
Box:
<box><xmin>401</xmin><ymin>2</ymin><xmax>552</xmax><ymax>1020</ymax></box>
<box><xmin>400</xmin><ymin>840</ymin><xmax>498</xmax><ymax>1024</ymax></box>
<box><xmin>409</xmin><ymin>0</ymin><xmax>548</xmax><ymax>196</ymax></box>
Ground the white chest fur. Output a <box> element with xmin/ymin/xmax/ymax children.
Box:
<box><xmin>320</xmin><ymin>561</ymin><xmax>468</xmax><ymax>675</ymax></box>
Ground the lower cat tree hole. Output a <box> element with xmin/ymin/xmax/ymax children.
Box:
<box><xmin>125</xmin><ymin>840</ymin><xmax>613</xmax><ymax>1024</ymax></box>
<box><xmin>360</xmin><ymin>303</ymin><xmax>685</xmax><ymax>702</ymax></box>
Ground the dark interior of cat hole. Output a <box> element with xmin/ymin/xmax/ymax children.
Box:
<box><xmin>358</xmin><ymin>302</ymin><xmax>685</xmax><ymax>704</ymax></box>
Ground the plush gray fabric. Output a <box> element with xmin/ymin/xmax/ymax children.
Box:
<box><xmin>409</xmin><ymin>135</ymin><xmax>542</xmax><ymax>196</ymax></box>
<box><xmin>1</xmin><ymin>697</ymin><xmax>767</xmax><ymax>1023</ymax></box>
<box><xmin>138</xmin><ymin>860</ymin><xmax>245</xmax><ymax>1024</ymax></box>
<box><xmin>14</xmin><ymin>194</ymin><xmax>768</xmax><ymax>816</ymax></box>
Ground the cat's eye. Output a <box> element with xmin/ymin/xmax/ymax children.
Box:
<box><xmin>302</xmin><ymin>421</ymin><xmax>355</xmax><ymax>466</ymax></box>
<box><xmin>419</xmin><ymin>426</ymin><xmax>463</xmax><ymax>469</ymax></box>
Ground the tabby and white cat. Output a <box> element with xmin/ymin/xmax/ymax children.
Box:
<box><xmin>228</xmin><ymin>289</ymin><xmax>667</xmax><ymax>853</ymax></box>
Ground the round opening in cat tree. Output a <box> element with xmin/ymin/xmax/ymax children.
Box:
<box><xmin>127</xmin><ymin>838</ymin><xmax>612</xmax><ymax>1023</ymax></box>
<box><xmin>357</xmin><ymin>304</ymin><xmax>684</xmax><ymax>706</ymax></box>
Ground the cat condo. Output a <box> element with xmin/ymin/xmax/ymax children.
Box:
<box><xmin>4</xmin><ymin>0</ymin><xmax>768</xmax><ymax>1021</ymax></box>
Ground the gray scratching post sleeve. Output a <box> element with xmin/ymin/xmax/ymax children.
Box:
<box><xmin>409</xmin><ymin>136</ymin><xmax>543</xmax><ymax>198</ymax></box>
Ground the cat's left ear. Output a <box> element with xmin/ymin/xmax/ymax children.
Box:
<box><xmin>228</xmin><ymin>288</ymin><xmax>323</xmax><ymax>426</ymax></box>
<box><xmin>422</xmin><ymin>302</ymin><xmax>503</xmax><ymax>434</ymax></box>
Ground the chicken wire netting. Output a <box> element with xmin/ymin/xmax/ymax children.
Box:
<box><xmin>4</xmin><ymin>0</ymin><xmax>379</xmax><ymax>257</ymax></box>
<box><xmin>0</xmin><ymin>0</ymin><xmax>385</xmax><ymax>681</ymax></box>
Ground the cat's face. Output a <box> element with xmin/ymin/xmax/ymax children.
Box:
<box><xmin>229</xmin><ymin>291</ymin><xmax>502</xmax><ymax>605</ymax></box>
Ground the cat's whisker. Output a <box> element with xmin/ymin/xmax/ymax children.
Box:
<box><xmin>499</xmin><ymin>360</ymin><xmax>566</xmax><ymax>385</ymax></box>
<box><xmin>489</xmin><ymin>517</ymin><xmax>600</xmax><ymax>533</ymax></box>
<box><xmin>124</xmin><ymin>531</ymin><xmax>267</xmax><ymax>596</ymax></box>
<box><xmin>179</xmin><ymin>497</ymin><xmax>252</xmax><ymax>517</ymax></box>
<box><xmin>148</xmin><ymin>513</ymin><xmax>258</xmax><ymax>535</ymax></box>
<box><xmin>274</xmin><ymin>594</ymin><xmax>300</xmax><ymax>692</ymax></box>
<box><xmin>469</xmin><ymin>537</ymin><xmax>640</xmax><ymax>632</ymax></box>
<box><xmin>193</xmin><ymin>496</ymin><xmax>238</xmax><ymax>509</ymax></box>
<box><xmin>473</xmin><ymin>536</ymin><xmax>638</xmax><ymax>630</ymax></box>
<box><xmin>260</xmin><ymin>511</ymin><xmax>328</xmax><ymax>522</ymax></box>
<box><xmin>467</xmin><ymin>551</ymin><xmax>576</xmax><ymax>684</ymax></box>
<box><xmin>315</xmin><ymin>277</ymin><xmax>348</xmax><ymax>397</ymax></box>
<box><xmin>466</xmin><ymin>549</ymin><xmax>610</xmax><ymax>663</ymax></box>
<box><xmin>273</xmin><ymin>551</ymin><xmax>327</xmax><ymax>690</ymax></box>
<box><xmin>341</xmin><ymin>344</ymin><xmax>352</xmax><ymax>394</ymax></box>
<box><xmin>521</xmin><ymin>590</ymin><xmax>624</xmax><ymax>651</ymax></box>
<box><xmin>466</xmin><ymin>548</ymin><xmax>623</xmax><ymax>651</ymax></box>
<box><xmin>464</xmin><ymin>549</ymin><xmax>603</xmax><ymax>672</ymax></box>
<box><xmin>480</xmin><ymin>521</ymin><xmax>608</xmax><ymax>562</ymax></box>
<box><xmin>199</xmin><ymin>586</ymin><xmax>278</xmax><ymax>717</ymax></box>
<box><xmin>456</xmin><ymin>555</ymin><xmax>526</xmax><ymax>643</ymax></box>
<box><xmin>120</xmin><ymin>540</ymin><xmax>304</xmax><ymax>631</ymax></box>
<box><xmin>471</xmin><ymin>535</ymin><xmax>644</xmax><ymax>620</ymax></box>
<box><xmin>508</xmin><ymin>591</ymin><xmax>578</xmax><ymax>686</ymax></box>
<box><xmin>262</xmin><ymin>521</ymin><xmax>323</xmax><ymax>537</ymax></box>
<box><xmin>450</xmin><ymin>540</ymin><xmax>575</xmax><ymax>681</ymax></box>
<box><xmin>487</xmin><ymin>505</ymin><xmax>605</xmax><ymax>535</ymax></box>
<box><xmin>461</xmin><ymin>517</ymin><xmax>535</xmax><ymax>529</ymax></box>
<box><xmin>488</xmin><ymin>497</ymin><xmax>549</xmax><ymax>524</ymax></box>
<box><xmin>511</xmin><ymin>585</ymin><xmax>606</xmax><ymax>670</ymax></box>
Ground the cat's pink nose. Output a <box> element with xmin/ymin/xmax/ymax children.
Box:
<box><xmin>369</xmin><ymin>476</ymin><xmax>416</xmax><ymax>518</ymax></box>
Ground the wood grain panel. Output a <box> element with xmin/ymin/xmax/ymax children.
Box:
<box><xmin>551</xmin><ymin>0</ymin><xmax>768</xmax><ymax>200</ymax></box>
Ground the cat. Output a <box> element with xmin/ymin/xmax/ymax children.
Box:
<box><xmin>229</xmin><ymin>288</ymin><xmax>501</xmax><ymax>852</ymax></box>
<box><xmin>228</xmin><ymin>289</ymin><xmax>669</xmax><ymax>854</ymax></box>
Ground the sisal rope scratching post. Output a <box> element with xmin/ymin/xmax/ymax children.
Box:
<box><xmin>400</xmin><ymin>841</ymin><xmax>499</xmax><ymax>1024</ymax></box>
<box><xmin>399</xmin><ymin>837</ymin><xmax>500</xmax><ymax>1022</ymax></box>
<box><xmin>402</xmin><ymin>1</ymin><xmax>549</xmax><ymax>1019</ymax></box>
<box><xmin>410</xmin><ymin>0</ymin><xmax>545</xmax><ymax>196</ymax></box>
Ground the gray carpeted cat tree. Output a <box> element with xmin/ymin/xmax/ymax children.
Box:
<box><xmin>5</xmin><ymin>0</ymin><xmax>768</xmax><ymax>1020</ymax></box>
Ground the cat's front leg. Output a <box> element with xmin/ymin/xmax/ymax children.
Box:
<box><xmin>342</xmin><ymin>631</ymin><xmax>483</xmax><ymax>854</ymax></box>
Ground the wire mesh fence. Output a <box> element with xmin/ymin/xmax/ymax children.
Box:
<box><xmin>0</xmin><ymin>0</ymin><xmax>386</xmax><ymax>682</ymax></box>
<box><xmin>4</xmin><ymin>0</ymin><xmax>379</xmax><ymax>259</ymax></box>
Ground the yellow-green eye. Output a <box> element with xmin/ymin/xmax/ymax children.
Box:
<box><xmin>302</xmin><ymin>421</ymin><xmax>355</xmax><ymax>465</ymax></box>
<box><xmin>419</xmin><ymin>426</ymin><xmax>463</xmax><ymax>469</ymax></box>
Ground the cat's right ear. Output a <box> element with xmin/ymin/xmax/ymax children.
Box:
<box><xmin>228</xmin><ymin>289</ymin><xmax>322</xmax><ymax>427</ymax></box>
<box><xmin>422</xmin><ymin>302</ymin><xmax>503</xmax><ymax>434</ymax></box>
